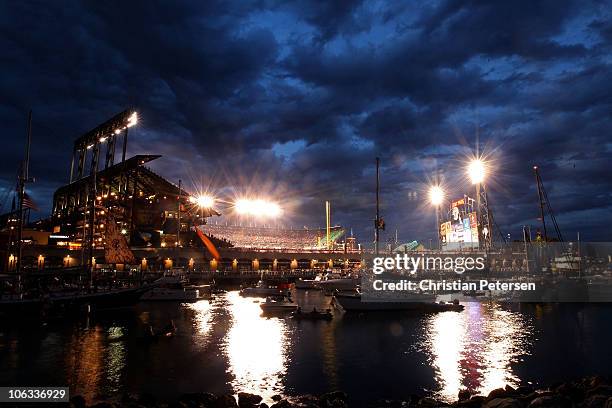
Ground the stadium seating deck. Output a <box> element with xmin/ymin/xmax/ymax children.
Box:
<box><xmin>200</xmin><ymin>224</ymin><xmax>344</xmax><ymax>250</ymax></box>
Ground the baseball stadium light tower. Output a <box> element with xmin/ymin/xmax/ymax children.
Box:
<box><xmin>190</xmin><ymin>194</ymin><xmax>216</xmax><ymax>222</ymax></box>
<box><xmin>467</xmin><ymin>158</ymin><xmax>492</xmax><ymax>250</ymax></box>
<box><xmin>429</xmin><ymin>185</ymin><xmax>445</xmax><ymax>250</ymax></box>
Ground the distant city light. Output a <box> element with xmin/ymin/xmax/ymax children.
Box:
<box><xmin>235</xmin><ymin>198</ymin><xmax>282</xmax><ymax>217</ymax></box>
<box><xmin>429</xmin><ymin>185</ymin><xmax>445</xmax><ymax>206</ymax></box>
<box><xmin>468</xmin><ymin>159</ymin><xmax>486</xmax><ymax>184</ymax></box>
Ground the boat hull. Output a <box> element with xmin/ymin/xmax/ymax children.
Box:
<box><xmin>334</xmin><ymin>293</ymin><xmax>462</xmax><ymax>312</ymax></box>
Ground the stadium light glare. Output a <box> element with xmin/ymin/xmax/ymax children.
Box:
<box><xmin>126</xmin><ymin>112</ymin><xmax>138</xmax><ymax>128</ymax></box>
<box><xmin>235</xmin><ymin>198</ymin><xmax>282</xmax><ymax>217</ymax></box>
<box><xmin>429</xmin><ymin>185</ymin><xmax>444</xmax><ymax>206</ymax></box>
<box><xmin>195</xmin><ymin>194</ymin><xmax>215</xmax><ymax>208</ymax></box>
<box><xmin>467</xmin><ymin>159</ymin><xmax>486</xmax><ymax>184</ymax></box>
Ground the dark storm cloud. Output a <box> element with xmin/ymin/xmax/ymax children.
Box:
<box><xmin>0</xmin><ymin>0</ymin><xmax>611</xmax><ymax>241</ymax></box>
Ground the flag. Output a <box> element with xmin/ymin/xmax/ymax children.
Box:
<box><xmin>23</xmin><ymin>192</ymin><xmax>38</xmax><ymax>211</ymax></box>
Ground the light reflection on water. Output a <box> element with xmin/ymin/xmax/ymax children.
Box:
<box><xmin>222</xmin><ymin>292</ymin><xmax>289</xmax><ymax>401</ymax></box>
<box><xmin>186</xmin><ymin>300</ymin><xmax>213</xmax><ymax>348</ymax></box>
<box><xmin>8</xmin><ymin>292</ymin><xmax>609</xmax><ymax>407</ymax></box>
<box><xmin>424</xmin><ymin>302</ymin><xmax>532</xmax><ymax>402</ymax></box>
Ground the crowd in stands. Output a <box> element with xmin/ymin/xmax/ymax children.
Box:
<box><xmin>201</xmin><ymin>224</ymin><xmax>344</xmax><ymax>250</ymax></box>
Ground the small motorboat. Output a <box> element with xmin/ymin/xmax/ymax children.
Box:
<box><xmin>316</xmin><ymin>272</ymin><xmax>360</xmax><ymax>292</ymax></box>
<box><xmin>141</xmin><ymin>276</ymin><xmax>202</xmax><ymax>302</ymax></box>
<box><xmin>240</xmin><ymin>280</ymin><xmax>285</xmax><ymax>297</ymax></box>
<box><xmin>295</xmin><ymin>276</ymin><xmax>322</xmax><ymax>290</ymax></box>
<box><xmin>291</xmin><ymin>307</ymin><xmax>333</xmax><ymax>321</ymax></box>
<box><xmin>140</xmin><ymin>287</ymin><xmax>199</xmax><ymax>302</ymax></box>
<box><xmin>260</xmin><ymin>296</ymin><xmax>298</xmax><ymax>314</ymax></box>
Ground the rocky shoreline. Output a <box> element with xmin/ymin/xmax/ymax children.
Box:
<box><xmin>68</xmin><ymin>376</ymin><xmax>612</xmax><ymax>408</ymax></box>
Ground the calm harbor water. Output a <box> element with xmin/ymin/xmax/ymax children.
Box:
<box><xmin>1</xmin><ymin>291</ymin><xmax>612</xmax><ymax>406</ymax></box>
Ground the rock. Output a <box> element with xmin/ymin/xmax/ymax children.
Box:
<box><xmin>319</xmin><ymin>391</ymin><xmax>348</xmax><ymax>408</ymax></box>
<box><xmin>271</xmin><ymin>395</ymin><xmax>283</xmax><ymax>402</ymax></box>
<box><xmin>458</xmin><ymin>389</ymin><xmax>471</xmax><ymax>401</ymax></box>
<box><xmin>606</xmin><ymin>397</ymin><xmax>612</xmax><ymax>408</ymax></box>
<box><xmin>456</xmin><ymin>396</ymin><xmax>485</xmax><ymax>408</ymax></box>
<box><xmin>586</xmin><ymin>385</ymin><xmax>612</xmax><ymax>398</ymax></box>
<box><xmin>487</xmin><ymin>388</ymin><xmax>512</xmax><ymax>401</ymax></box>
<box><xmin>179</xmin><ymin>392</ymin><xmax>218</xmax><ymax>407</ymax></box>
<box><xmin>214</xmin><ymin>394</ymin><xmax>239</xmax><ymax>408</ymax></box>
<box><xmin>270</xmin><ymin>400</ymin><xmax>291</xmax><ymax>408</ymax></box>
<box><xmin>70</xmin><ymin>395</ymin><xmax>86</xmax><ymax>408</ymax></box>
<box><xmin>292</xmin><ymin>394</ymin><xmax>320</xmax><ymax>408</ymax></box>
<box><xmin>585</xmin><ymin>376</ymin><xmax>605</xmax><ymax>390</ymax></box>
<box><xmin>369</xmin><ymin>398</ymin><xmax>410</xmax><ymax>408</ymax></box>
<box><xmin>527</xmin><ymin>395</ymin><xmax>571</xmax><ymax>408</ymax></box>
<box><xmin>515</xmin><ymin>386</ymin><xmax>535</xmax><ymax>397</ymax></box>
<box><xmin>582</xmin><ymin>395</ymin><xmax>608</xmax><ymax>408</ymax></box>
<box><xmin>238</xmin><ymin>392</ymin><xmax>263</xmax><ymax>408</ymax></box>
<box><xmin>259</xmin><ymin>404</ymin><xmax>269</xmax><ymax>408</ymax></box>
<box><xmin>554</xmin><ymin>382</ymin><xmax>585</xmax><ymax>402</ymax></box>
<box><xmin>517</xmin><ymin>392</ymin><xmax>541</xmax><ymax>406</ymax></box>
<box><xmin>416</xmin><ymin>397</ymin><xmax>448</xmax><ymax>407</ymax></box>
<box><xmin>483</xmin><ymin>397</ymin><xmax>522</xmax><ymax>408</ymax></box>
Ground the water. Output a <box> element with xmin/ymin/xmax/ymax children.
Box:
<box><xmin>1</xmin><ymin>291</ymin><xmax>611</xmax><ymax>406</ymax></box>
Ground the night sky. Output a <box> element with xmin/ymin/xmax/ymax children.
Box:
<box><xmin>1</xmin><ymin>1</ymin><xmax>611</xmax><ymax>243</ymax></box>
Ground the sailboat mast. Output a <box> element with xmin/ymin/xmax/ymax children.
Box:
<box><xmin>16</xmin><ymin>110</ymin><xmax>32</xmax><ymax>274</ymax></box>
<box><xmin>375</xmin><ymin>157</ymin><xmax>380</xmax><ymax>255</ymax></box>
<box><xmin>534</xmin><ymin>166</ymin><xmax>548</xmax><ymax>242</ymax></box>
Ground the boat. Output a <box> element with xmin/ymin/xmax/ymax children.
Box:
<box><xmin>240</xmin><ymin>280</ymin><xmax>285</xmax><ymax>297</ymax></box>
<box><xmin>295</xmin><ymin>277</ymin><xmax>321</xmax><ymax>290</ymax></box>
<box><xmin>0</xmin><ymin>284</ymin><xmax>152</xmax><ymax>319</ymax></box>
<box><xmin>260</xmin><ymin>296</ymin><xmax>298</xmax><ymax>314</ymax></box>
<box><xmin>140</xmin><ymin>287</ymin><xmax>200</xmax><ymax>302</ymax></box>
<box><xmin>333</xmin><ymin>290</ymin><xmax>463</xmax><ymax>312</ymax></box>
<box><xmin>291</xmin><ymin>307</ymin><xmax>333</xmax><ymax>321</ymax></box>
<box><xmin>315</xmin><ymin>272</ymin><xmax>360</xmax><ymax>292</ymax></box>
<box><xmin>185</xmin><ymin>284</ymin><xmax>213</xmax><ymax>300</ymax></box>
<box><xmin>140</xmin><ymin>276</ymin><xmax>207</xmax><ymax>302</ymax></box>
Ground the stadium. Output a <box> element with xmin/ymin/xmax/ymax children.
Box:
<box><xmin>0</xmin><ymin>109</ymin><xmax>364</xmax><ymax>273</ymax></box>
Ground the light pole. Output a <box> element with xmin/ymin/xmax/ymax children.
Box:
<box><xmin>467</xmin><ymin>158</ymin><xmax>491</xmax><ymax>250</ymax></box>
<box><xmin>429</xmin><ymin>185</ymin><xmax>444</xmax><ymax>250</ymax></box>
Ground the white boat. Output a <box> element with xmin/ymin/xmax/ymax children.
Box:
<box><xmin>140</xmin><ymin>287</ymin><xmax>200</xmax><ymax>302</ymax></box>
<box><xmin>333</xmin><ymin>291</ymin><xmax>461</xmax><ymax>312</ymax></box>
<box><xmin>295</xmin><ymin>276</ymin><xmax>322</xmax><ymax>289</ymax></box>
<box><xmin>316</xmin><ymin>272</ymin><xmax>360</xmax><ymax>291</ymax></box>
<box><xmin>184</xmin><ymin>284</ymin><xmax>213</xmax><ymax>300</ymax></box>
<box><xmin>260</xmin><ymin>297</ymin><xmax>298</xmax><ymax>313</ymax></box>
<box><xmin>240</xmin><ymin>280</ymin><xmax>285</xmax><ymax>297</ymax></box>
